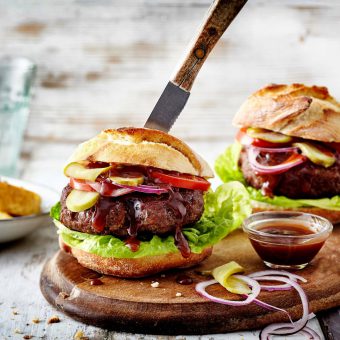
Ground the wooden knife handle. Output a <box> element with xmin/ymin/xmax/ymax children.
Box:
<box><xmin>171</xmin><ymin>0</ymin><xmax>247</xmax><ymax>91</ymax></box>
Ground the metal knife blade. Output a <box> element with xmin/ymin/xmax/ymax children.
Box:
<box><xmin>144</xmin><ymin>81</ymin><xmax>190</xmax><ymax>132</ymax></box>
<box><xmin>144</xmin><ymin>0</ymin><xmax>247</xmax><ymax>132</ymax></box>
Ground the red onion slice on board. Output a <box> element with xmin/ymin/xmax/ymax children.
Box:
<box><xmin>249</xmin><ymin>270</ymin><xmax>307</xmax><ymax>291</ymax></box>
<box><xmin>195</xmin><ymin>276</ymin><xmax>260</xmax><ymax>306</ymax></box>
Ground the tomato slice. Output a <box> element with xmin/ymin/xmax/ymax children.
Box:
<box><xmin>69</xmin><ymin>178</ymin><xmax>95</xmax><ymax>192</ymax></box>
<box><xmin>149</xmin><ymin>171</ymin><xmax>211</xmax><ymax>191</ymax></box>
<box><xmin>251</xmin><ymin>138</ymin><xmax>290</xmax><ymax>148</ymax></box>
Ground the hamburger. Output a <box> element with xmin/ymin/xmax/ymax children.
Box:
<box><xmin>216</xmin><ymin>84</ymin><xmax>340</xmax><ymax>223</ymax></box>
<box><xmin>51</xmin><ymin>127</ymin><xmax>250</xmax><ymax>278</ymax></box>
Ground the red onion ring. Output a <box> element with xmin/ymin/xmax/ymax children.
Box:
<box><xmin>87</xmin><ymin>182</ymin><xmax>133</xmax><ymax>197</ymax></box>
<box><xmin>195</xmin><ymin>275</ymin><xmax>260</xmax><ymax>306</ymax></box>
<box><xmin>249</xmin><ymin>270</ymin><xmax>307</xmax><ymax>291</ymax></box>
<box><xmin>69</xmin><ymin>179</ymin><xmax>133</xmax><ymax>197</ymax></box>
<box><xmin>109</xmin><ymin>181</ymin><xmax>168</xmax><ymax>195</ymax></box>
<box><xmin>258</xmin><ymin>276</ymin><xmax>309</xmax><ymax>338</ymax></box>
<box><xmin>247</xmin><ymin>146</ymin><xmax>306</xmax><ymax>175</ymax></box>
<box><xmin>88</xmin><ymin>182</ymin><xmax>102</xmax><ymax>192</ymax></box>
<box><xmin>196</xmin><ymin>270</ymin><xmax>318</xmax><ymax>339</ymax></box>
<box><xmin>252</xmin><ymin>298</ymin><xmax>293</xmax><ymax>324</ymax></box>
<box><xmin>82</xmin><ymin>179</ymin><xmax>168</xmax><ymax>196</ymax></box>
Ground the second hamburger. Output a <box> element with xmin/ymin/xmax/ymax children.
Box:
<box><xmin>216</xmin><ymin>84</ymin><xmax>340</xmax><ymax>223</ymax></box>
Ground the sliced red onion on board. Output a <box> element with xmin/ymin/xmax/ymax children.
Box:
<box><xmin>195</xmin><ymin>275</ymin><xmax>260</xmax><ymax>306</ymax></box>
<box><xmin>247</xmin><ymin>146</ymin><xmax>306</xmax><ymax>175</ymax></box>
<box><xmin>249</xmin><ymin>270</ymin><xmax>307</xmax><ymax>282</ymax></box>
<box><xmin>249</xmin><ymin>270</ymin><xmax>307</xmax><ymax>291</ymax></box>
<box><xmin>252</xmin><ymin>298</ymin><xmax>293</xmax><ymax>324</ymax></box>
<box><xmin>195</xmin><ymin>270</ymin><xmax>319</xmax><ymax>339</ymax></box>
<box><xmin>258</xmin><ymin>276</ymin><xmax>309</xmax><ymax>339</ymax></box>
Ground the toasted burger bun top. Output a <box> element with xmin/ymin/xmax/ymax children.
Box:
<box><xmin>233</xmin><ymin>83</ymin><xmax>340</xmax><ymax>143</ymax></box>
<box><xmin>68</xmin><ymin>127</ymin><xmax>214</xmax><ymax>178</ymax></box>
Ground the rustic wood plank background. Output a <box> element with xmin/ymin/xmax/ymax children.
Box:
<box><xmin>0</xmin><ymin>0</ymin><xmax>339</xmax><ymax>338</ymax></box>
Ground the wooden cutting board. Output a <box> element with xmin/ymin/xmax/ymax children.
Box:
<box><xmin>40</xmin><ymin>228</ymin><xmax>340</xmax><ymax>335</ymax></box>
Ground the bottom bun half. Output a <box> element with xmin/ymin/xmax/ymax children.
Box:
<box><xmin>252</xmin><ymin>202</ymin><xmax>340</xmax><ymax>224</ymax></box>
<box><xmin>59</xmin><ymin>236</ymin><xmax>212</xmax><ymax>278</ymax></box>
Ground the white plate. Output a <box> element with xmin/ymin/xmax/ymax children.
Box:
<box><xmin>0</xmin><ymin>176</ymin><xmax>60</xmax><ymax>243</ymax></box>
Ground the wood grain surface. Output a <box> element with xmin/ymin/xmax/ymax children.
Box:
<box><xmin>40</xmin><ymin>228</ymin><xmax>340</xmax><ymax>335</ymax></box>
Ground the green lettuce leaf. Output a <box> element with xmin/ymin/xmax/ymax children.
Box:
<box><xmin>215</xmin><ymin>142</ymin><xmax>245</xmax><ymax>184</ymax></box>
<box><xmin>50</xmin><ymin>202</ymin><xmax>61</xmax><ymax>220</ymax></box>
<box><xmin>215</xmin><ymin>143</ymin><xmax>340</xmax><ymax>211</ymax></box>
<box><xmin>52</xmin><ymin>182</ymin><xmax>251</xmax><ymax>259</ymax></box>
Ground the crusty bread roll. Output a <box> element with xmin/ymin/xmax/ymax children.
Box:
<box><xmin>233</xmin><ymin>83</ymin><xmax>340</xmax><ymax>143</ymax></box>
<box><xmin>59</xmin><ymin>236</ymin><xmax>212</xmax><ymax>278</ymax></box>
<box><xmin>252</xmin><ymin>202</ymin><xmax>340</xmax><ymax>224</ymax></box>
<box><xmin>68</xmin><ymin>127</ymin><xmax>213</xmax><ymax>178</ymax></box>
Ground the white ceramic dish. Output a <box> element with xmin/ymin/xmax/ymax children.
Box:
<box><xmin>0</xmin><ymin>176</ymin><xmax>59</xmax><ymax>243</ymax></box>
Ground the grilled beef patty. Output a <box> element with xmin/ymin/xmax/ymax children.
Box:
<box><xmin>239</xmin><ymin>148</ymin><xmax>340</xmax><ymax>199</ymax></box>
<box><xmin>60</xmin><ymin>185</ymin><xmax>204</xmax><ymax>237</ymax></box>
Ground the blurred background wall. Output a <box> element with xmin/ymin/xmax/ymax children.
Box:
<box><xmin>0</xmin><ymin>0</ymin><xmax>339</xmax><ymax>186</ymax></box>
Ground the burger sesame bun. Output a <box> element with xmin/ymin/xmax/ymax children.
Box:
<box><xmin>251</xmin><ymin>202</ymin><xmax>340</xmax><ymax>224</ymax></box>
<box><xmin>59</xmin><ymin>236</ymin><xmax>212</xmax><ymax>278</ymax></box>
<box><xmin>233</xmin><ymin>83</ymin><xmax>340</xmax><ymax>143</ymax></box>
<box><xmin>67</xmin><ymin>127</ymin><xmax>213</xmax><ymax>178</ymax></box>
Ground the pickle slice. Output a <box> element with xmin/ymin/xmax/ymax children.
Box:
<box><xmin>212</xmin><ymin>261</ymin><xmax>251</xmax><ymax>294</ymax></box>
<box><xmin>66</xmin><ymin>189</ymin><xmax>99</xmax><ymax>212</ymax></box>
<box><xmin>294</xmin><ymin>142</ymin><xmax>336</xmax><ymax>168</ymax></box>
<box><xmin>247</xmin><ymin>128</ymin><xmax>293</xmax><ymax>143</ymax></box>
<box><xmin>109</xmin><ymin>175</ymin><xmax>144</xmax><ymax>186</ymax></box>
<box><xmin>64</xmin><ymin>162</ymin><xmax>111</xmax><ymax>181</ymax></box>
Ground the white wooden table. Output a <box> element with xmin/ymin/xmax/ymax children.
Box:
<box><xmin>1</xmin><ymin>0</ymin><xmax>338</xmax><ymax>338</ymax></box>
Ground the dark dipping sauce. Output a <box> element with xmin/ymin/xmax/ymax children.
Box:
<box><xmin>249</xmin><ymin>222</ymin><xmax>326</xmax><ymax>266</ymax></box>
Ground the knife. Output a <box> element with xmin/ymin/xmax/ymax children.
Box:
<box><xmin>144</xmin><ymin>0</ymin><xmax>248</xmax><ymax>132</ymax></box>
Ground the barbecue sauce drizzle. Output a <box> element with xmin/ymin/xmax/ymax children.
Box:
<box><xmin>89</xmin><ymin>166</ymin><xmax>191</xmax><ymax>257</ymax></box>
<box><xmin>92</xmin><ymin>198</ymin><xmax>113</xmax><ymax>233</ymax></box>
<box><xmin>168</xmin><ymin>188</ymin><xmax>191</xmax><ymax>258</ymax></box>
<box><xmin>125</xmin><ymin>199</ymin><xmax>142</xmax><ymax>252</ymax></box>
<box><xmin>261</xmin><ymin>176</ymin><xmax>280</xmax><ymax>197</ymax></box>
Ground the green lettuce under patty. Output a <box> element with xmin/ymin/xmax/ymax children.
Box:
<box><xmin>215</xmin><ymin>142</ymin><xmax>340</xmax><ymax>211</ymax></box>
<box><xmin>51</xmin><ymin>181</ymin><xmax>251</xmax><ymax>259</ymax></box>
